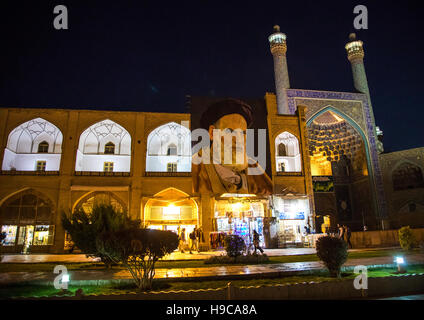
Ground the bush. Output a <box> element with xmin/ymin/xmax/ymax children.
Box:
<box><xmin>97</xmin><ymin>228</ymin><xmax>179</xmax><ymax>291</ymax></box>
<box><xmin>224</xmin><ymin>235</ymin><xmax>246</xmax><ymax>258</ymax></box>
<box><xmin>204</xmin><ymin>252</ymin><xmax>269</xmax><ymax>265</ymax></box>
<box><xmin>61</xmin><ymin>204</ymin><xmax>140</xmax><ymax>268</ymax></box>
<box><xmin>316</xmin><ymin>235</ymin><xmax>348</xmax><ymax>278</ymax></box>
<box><xmin>398</xmin><ymin>226</ymin><xmax>416</xmax><ymax>251</ymax></box>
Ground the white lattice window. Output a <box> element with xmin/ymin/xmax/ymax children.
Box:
<box><xmin>146</xmin><ymin>122</ymin><xmax>191</xmax><ymax>172</ymax></box>
<box><xmin>75</xmin><ymin>119</ymin><xmax>131</xmax><ymax>172</ymax></box>
<box><xmin>2</xmin><ymin>118</ymin><xmax>63</xmax><ymax>171</ymax></box>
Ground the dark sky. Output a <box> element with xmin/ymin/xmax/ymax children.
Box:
<box><xmin>1</xmin><ymin>0</ymin><xmax>423</xmax><ymax>152</ymax></box>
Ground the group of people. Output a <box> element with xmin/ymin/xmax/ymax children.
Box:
<box><xmin>178</xmin><ymin>226</ymin><xmax>204</xmax><ymax>254</ymax></box>
<box><xmin>336</xmin><ymin>224</ymin><xmax>353</xmax><ymax>249</ymax></box>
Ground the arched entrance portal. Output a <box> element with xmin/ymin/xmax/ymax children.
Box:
<box><xmin>307</xmin><ymin>109</ymin><xmax>375</xmax><ymax>231</ymax></box>
<box><xmin>143</xmin><ymin>188</ymin><xmax>198</xmax><ymax>243</ymax></box>
<box><xmin>0</xmin><ymin>189</ymin><xmax>55</xmax><ymax>253</ymax></box>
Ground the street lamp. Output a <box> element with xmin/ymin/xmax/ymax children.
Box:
<box><xmin>395</xmin><ymin>256</ymin><xmax>406</xmax><ymax>273</ymax></box>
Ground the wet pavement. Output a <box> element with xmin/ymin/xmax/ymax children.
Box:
<box><xmin>1</xmin><ymin>252</ymin><xmax>423</xmax><ymax>285</ymax></box>
<box><xmin>0</xmin><ymin>247</ymin><xmax>400</xmax><ymax>263</ymax></box>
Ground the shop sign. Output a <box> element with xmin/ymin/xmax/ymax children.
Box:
<box><xmin>278</xmin><ymin>212</ymin><xmax>305</xmax><ymax>220</ymax></box>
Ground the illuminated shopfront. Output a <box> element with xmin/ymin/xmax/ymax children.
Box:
<box><xmin>213</xmin><ymin>194</ymin><xmax>268</xmax><ymax>248</ymax></box>
<box><xmin>272</xmin><ymin>196</ymin><xmax>311</xmax><ymax>247</ymax></box>
<box><xmin>0</xmin><ymin>191</ymin><xmax>55</xmax><ymax>253</ymax></box>
<box><xmin>144</xmin><ymin>188</ymin><xmax>198</xmax><ymax>241</ymax></box>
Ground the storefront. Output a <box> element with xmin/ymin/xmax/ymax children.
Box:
<box><xmin>272</xmin><ymin>195</ymin><xmax>311</xmax><ymax>247</ymax></box>
<box><xmin>0</xmin><ymin>192</ymin><xmax>55</xmax><ymax>253</ymax></box>
<box><xmin>213</xmin><ymin>194</ymin><xmax>268</xmax><ymax>248</ymax></box>
<box><xmin>143</xmin><ymin>188</ymin><xmax>199</xmax><ymax>246</ymax></box>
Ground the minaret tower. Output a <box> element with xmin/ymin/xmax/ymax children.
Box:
<box><xmin>269</xmin><ymin>25</ymin><xmax>290</xmax><ymax>114</ymax></box>
<box><xmin>345</xmin><ymin>33</ymin><xmax>380</xmax><ymax>149</ymax></box>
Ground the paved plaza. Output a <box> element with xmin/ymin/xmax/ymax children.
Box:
<box><xmin>0</xmin><ymin>247</ymin><xmax>400</xmax><ymax>263</ymax></box>
<box><xmin>1</xmin><ymin>250</ymin><xmax>423</xmax><ymax>286</ymax></box>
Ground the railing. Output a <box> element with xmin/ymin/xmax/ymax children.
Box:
<box><xmin>0</xmin><ymin>170</ymin><xmax>59</xmax><ymax>176</ymax></box>
<box><xmin>276</xmin><ymin>171</ymin><xmax>303</xmax><ymax>176</ymax></box>
<box><xmin>74</xmin><ymin>171</ymin><xmax>130</xmax><ymax>177</ymax></box>
<box><xmin>144</xmin><ymin>171</ymin><xmax>191</xmax><ymax>177</ymax></box>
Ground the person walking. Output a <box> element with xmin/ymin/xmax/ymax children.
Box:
<box><xmin>337</xmin><ymin>224</ymin><xmax>345</xmax><ymax>240</ymax></box>
<box><xmin>195</xmin><ymin>227</ymin><xmax>203</xmax><ymax>252</ymax></box>
<box><xmin>253</xmin><ymin>230</ymin><xmax>264</xmax><ymax>254</ymax></box>
<box><xmin>178</xmin><ymin>228</ymin><xmax>186</xmax><ymax>253</ymax></box>
<box><xmin>189</xmin><ymin>228</ymin><xmax>197</xmax><ymax>254</ymax></box>
<box><xmin>345</xmin><ymin>225</ymin><xmax>353</xmax><ymax>249</ymax></box>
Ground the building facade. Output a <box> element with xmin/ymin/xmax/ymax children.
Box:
<box><xmin>1</xmin><ymin>27</ymin><xmax>421</xmax><ymax>254</ymax></box>
<box><xmin>379</xmin><ymin>148</ymin><xmax>424</xmax><ymax>229</ymax></box>
<box><xmin>0</xmin><ymin>102</ymin><xmax>313</xmax><ymax>253</ymax></box>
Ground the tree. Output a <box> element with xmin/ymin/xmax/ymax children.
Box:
<box><xmin>398</xmin><ymin>226</ymin><xmax>417</xmax><ymax>251</ymax></box>
<box><xmin>61</xmin><ymin>204</ymin><xmax>139</xmax><ymax>268</ymax></box>
<box><xmin>316</xmin><ymin>235</ymin><xmax>348</xmax><ymax>278</ymax></box>
<box><xmin>97</xmin><ymin>228</ymin><xmax>179</xmax><ymax>291</ymax></box>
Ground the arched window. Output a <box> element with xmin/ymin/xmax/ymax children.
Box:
<box><xmin>75</xmin><ymin>120</ymin><xmax>131</xmax><ymax>172</ymax></box>
<box><xmin>393</xmin><ymin>163</ymin><xmax>424</xmax><ymax>191</ymax></box>
<box><xmin>167</xmin><ymin>144</ymin><xmax>177</xmax><ymax>156</ymax></box>
<box><xmin>278</xmin><ymin>143</ymin><xmax>287</xmax><ymax>157</ymax></box>
<box><xmin>275</xmin><ymin>132</ymin><xmax>301</xmax><ymax>172</ymax></box>
<box><xmin>104</xmin><ymin>142</ymin><xmax>115</xmax><ymax>154</ymax></box>
<box><xmin>146</xmin><ymin>122</ymin><xmax>191</xmax><ymax>172</ymax></box>
<box><xmin>2</xmin><ymin>118</ymin><xmax>63</xmax><ymax>171</ymax></box>
<box><xmin>37</xmin><ymin>141</ymin><xmax>49</xmax><ymax>153</ymax></box>
<box><xmin>74</xmin><ymin>192</ymin><xmax>125</xmax><ymax>215</ymax></box>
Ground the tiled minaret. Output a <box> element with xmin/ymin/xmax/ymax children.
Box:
<box><xmin>269</xmin><ymin>25</ymin><xmax>290</xmax><ymax>114</ymax></box>
<box><xmin>345</xmin><ymin>33</ymin><xmax>382</xmax><ymax>152</ymax></box>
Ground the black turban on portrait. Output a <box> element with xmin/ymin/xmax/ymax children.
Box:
<box><xmin>200</xmin><ymin>98</ymin><xmax>253</xmax><ymax>129</ymax></box>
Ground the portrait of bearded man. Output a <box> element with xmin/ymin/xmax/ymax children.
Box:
<box><xmin>192</xmin><ymin>98</ymin><xmax>273</xmax><ymax>196</ymax></box>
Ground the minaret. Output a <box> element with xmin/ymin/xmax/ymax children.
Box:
<box><xmin>345</xmin><ymin>33</ymin><xmax>379</xmax><ymax>146</ymax></box>
<box><xmin>269</xmin><ymin>25</ymin><xmax>290</xmax><ymax>114</ymax></box>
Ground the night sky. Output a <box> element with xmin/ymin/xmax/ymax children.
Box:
<box><xmin>1</xmin><ymin>0</ymin><xmax>423</xmax><ymax>152</ymax></box>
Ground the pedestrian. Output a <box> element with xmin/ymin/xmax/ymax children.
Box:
<box><xmin>345</xmin><ymin>225</ymin><xmax>353</xmax><ymax>249</ymax></box>
<box><xmin>253</xmin><ymin>230</ymin><xmax>264</xmax><ymax>254</ymax></box>
<box><xmin>337</xmin><ymin>224</ymin><xmax>345</xmax><ymax>240</ymax></box>
<box><xmin>189</xmin><ymin>228</ymin><xmax>197</xmax><ymax>254</ymax></box>
<box><xmin>195</xmin><ymin>227</ymin><xmax>203</xmax><ymax>252</ymax></box>
<box><xmin>179</xmin><ymin>228</ymin><xmax>186</xmax><ymax>253</ymax></box>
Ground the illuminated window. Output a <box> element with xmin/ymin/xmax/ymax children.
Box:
<box><xmin>167</xmin><ymin>144</ymin><xmax>177</xmax><ymax>156</ymax></box>
<box><xmin>36</xmin><ymin>161</ymin><xmax>46</xmax><ymax>172</ymax></box>
<box><xmin>37</xmin><ymin>141</ymin><xmax>49</xmax><ymax>153</ymax></box>
<box><xmin>167</xmin><ymin>163</ymin><xmax>177</xmax><ymax>172</ymax></box>
<box><xmin>1</xmin><ymin>225</ymin><xmax>17</xmax><ymax>246</ymax></box>
<box><xmin>104</xmin><ymin>142</ymin><xmax>115</xmax><ymax>154</ymax></box>
<box><xmin>104</xmin><ymin>162</ymin><xmax>114</xmax><ymax>172</ymax></box>
<box><xmin>33</xmin><ymin>225</ymin><xmax>54</xmax><ymax>245</ymax></box>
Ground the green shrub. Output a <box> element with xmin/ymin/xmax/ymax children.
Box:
<box><xmin>398</xmin><ymin>226</ymin><xmax>416</xmax><ymax>251</ymax></box>
<box><xmin>97</xmin><ymin>228</ymin><xmax>178</xmax><ymax>291</ymax></box>
<box><xmin>224</xmin><ymin>235</ymin><xmax>246</xmax><ymax>258</ymax></box>
<box><xmin>315</xmin><ymin>235</ymin><xmax>348</xmax><ymax>278</ymax></box>
<box><xmin>61</xmin><ymin>204</ymin><xmax>140</xmax><ymax>268</ymax></box>
<box><xmin>204</xmin><ymin>252</ymin><xmax>269</xmax><ymax>265</ymax></box>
